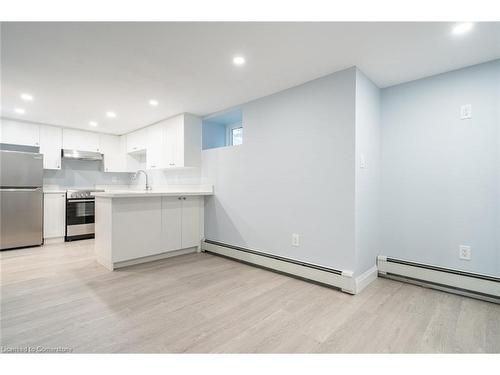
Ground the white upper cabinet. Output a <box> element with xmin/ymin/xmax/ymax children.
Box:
<box><xmin>126</xmin><ymin>128</ymin><xmax>147</xmax><ymax>153</ymax></box>
<box><xmin>99</xmin><ymin>134</ymin><xmax>124</xmax><ymax>172</ymax></box>
<box><xmin>100</xmin><ymin>134</ymin><xmax>141</xmax><ymax>173</ymax></box>
<box><xmin>62</xmin><ymin>128</ymin><xmax>100</xmax><ymax>152</ymax></box>
<box><xmin>144</xmin><ymin>113</ymin><xmax>201</xmax><ymax>170</ymax></box>
<box><xmin>165</xmin><ymin>116</ymin><xmax>182</xmax><ymax>168</ymax></box>
<box><xmin>39</xmin><ymin>125</ymin><xmax>62</xmax><ymax>170</ymax></box>
<box><xmin>146</xmin><ymin>123</ymin><xmax>166</xmax><ymax>170</ymax></box>
<box><xmin>0</xmin><ymin>119</ymin><xmax>40</xmax><ymax>147</ymax></box>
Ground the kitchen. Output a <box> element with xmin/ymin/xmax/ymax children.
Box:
<box><xmin>0</xmin><ymin>114</ymin><xmax>213</xmax><ymax>268</ymax></box>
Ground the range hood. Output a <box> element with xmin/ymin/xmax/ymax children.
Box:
<box><xmin>62</xmin><ymin>149</ymin><xmax>103</xmax><ymax>161</ymax></box>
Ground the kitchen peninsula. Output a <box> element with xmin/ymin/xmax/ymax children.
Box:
<box><xmin>93</xmin><ymin>185</ymin><xmax>213</xmax><ymax>270</ymax></box>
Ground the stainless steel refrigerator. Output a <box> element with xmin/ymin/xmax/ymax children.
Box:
<box><xmin>0</xmin><ymin>150</ymin><xmax>44</xmax><ymax>250</ymax></box>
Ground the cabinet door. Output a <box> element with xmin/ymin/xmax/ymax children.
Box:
<box><xmin>165</xmin><ymin>119</ymin><xmax>183</xmax><ymax>168</ymax></box>
<box><xmin>62</xmin><ymin>129</ymin><xmax>100</xmax><ymax>152</ymax></box>
<box><xmin>126</xmin><ymin>128</ymin><xmax>147</xmax><ymax>153</ymax></box>
<box><xmin>39</xmin><ymin>125</ymin><xmax>62</xmax><ymax>170</ymax></box>
<box><xmin>43</xmin><ymin>193</ymin><xmax>66</xmax><ymax>239</ymax></box>
<box><xmin>181</xmin><ymin>196</ymin><xmax>201</xmax><ymax>249</ymax></box>
<box><xmin>0</xmin><ymin>119</ymin><xmax>40</xmax><ymax>146</ymax></box>
<box><xmin>161</xmin><ymin>197</ymin><xmax>182</xmax><ymax>251</ymax></box>
<box><xmin>146</xmin><ymin>123</ymin><xmax>166</xmax><ymax>170</ymax></box>
<box><xmin>120</xmin><ymin>135</ymin><xmax>141</xmax><ymax>173</ymax></box>
<box><xmin>100</xmin><ymin>134</ymin><xmax>124</xmax><ymax>172</ymax></box>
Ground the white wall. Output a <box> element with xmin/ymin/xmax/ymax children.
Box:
<box><xmin>355</xmin><ymin>69</ymin><xmax>381</xmax><ymax>275</ymax></box>
<box><xmin>202</xmin><ymin>67</ymin><xmax>357</xmax><ymax>271</ymax></box>
<box><xmin>381</xmin><ymin>59</ymin><xmax>500</xmax><ymax>276</ymax></box>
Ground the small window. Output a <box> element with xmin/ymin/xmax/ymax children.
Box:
<box><xmin>230</xmin><ymin>127</ymin><xmax>243</xmax><ymax>146</ymax></box>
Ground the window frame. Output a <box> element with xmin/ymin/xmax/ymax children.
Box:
<box><xmin>227</xmin><ymin>123</ymin><xmax>243</xmax><ymax>146</ymax></box>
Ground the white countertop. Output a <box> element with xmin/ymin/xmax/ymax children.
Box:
<box><xmin>93</xmin><ymin>185</ymin><xmax>213</xmax><ymax>198</ymax></box>
<box><xmin>43</xmin><ymin>189</ymin><xmax>66</xmax><ymax>194</ymax></box>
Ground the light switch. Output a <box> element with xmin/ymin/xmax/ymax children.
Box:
<box><xmin>460</xmin><ymin>104</ymin><xmax>472</xmax><ymax>120</ymax></box>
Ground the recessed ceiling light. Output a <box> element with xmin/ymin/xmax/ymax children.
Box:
<box><xmin>20</xmin><ymin>93</ymin><xmax>34</xmax><ymax>101</ymax></box>
<box><xmin>14</xmin><ymin>108</ymin><xmax>26</xmax><ymax>115</ymax></box>
<box><xmin>149</xmin><ymin>99</ymin><xmax>159</xmax><ymax>107</ymax></box>
<box><xmin>89</xmin><ymin>121</ymin><xmax>98</xmax><ymax>127</ymax></box>
<box><xmin>233</xmin><ymin>56</ymin><xmax>246</xmax><ymax>66</ymax></box>
<box><xmin>106</xmin><ymin>111</ymin><xmax>117</xmax><ymax>118</ymax></box>
<box><xmin>452</xmin><ymin>22</ymin><xmax>474</xmax><ymax>35</ymax></box>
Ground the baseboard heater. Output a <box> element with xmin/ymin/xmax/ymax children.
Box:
<box><xmin>202</xmin><ymin>240</ymin><xmax>356</xmax><ymax>294</ymax></box>
<box><xmin>377</xmin><ymin>255</ymin><xmax>500</xmax><ymax>304</ymax></box>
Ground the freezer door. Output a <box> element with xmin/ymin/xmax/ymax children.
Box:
<box><xmin>0</xmin><ymin>150</ymin><xmax>43</xmax><ymax>187</ymax></box>
<box><xmin>0</xmin><ymin>188</ymin><xmax>43</xmax><ymax>250</ymax></box>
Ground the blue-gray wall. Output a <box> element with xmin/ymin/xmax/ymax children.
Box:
<box><xmin>202</xmin><ymin>121</ymin><xmax>226</xmax><ymax>150</ymax></box>
<box><xmin>202</xmin><ymin>67</ymin><xmax>357</xmax><ymax>272</ymax></box>
<box><xmin>381</xmin><ymin>60</ymin><xmax>500</xmax><ymax>276</ymax></box>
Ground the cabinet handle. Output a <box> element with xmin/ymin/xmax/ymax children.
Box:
<box><xmin>183</xmin><ymin>197</ymin><xmax>186</xmax><ymax>200</ymax></box>
<box><xmin>178</xmin><ymin>197</ymin><xmax>181</xmax><ymax>200</ymax></box>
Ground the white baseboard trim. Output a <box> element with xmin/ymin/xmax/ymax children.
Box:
<box><xmin>354</xmin><ymin>265</ymin><xmax>378</xmax><ymax>294</ymax></box>
<box><xmin>99</xmin><ymin>247</ymin><xmax>198</xmax><ymax>271</ymax></box>
<box><xmin>377</xmin><ymin>255</ymin><xmax>500</xmax><ymax>303</ymax></box>
<box><xmin>202</xmin><ymin>240</ymin><xmax>356</xmax><ymax>294</ymax></box>
<box><xmin>43</xmin><ymin>237</ymin><xmax>64</xmax><ymax>244</ymax></box>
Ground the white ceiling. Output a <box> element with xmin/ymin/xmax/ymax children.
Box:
<box><xmin>1</xmin><ymin>22</ymin><xmax>499</xmax><ymax>135</ymax></box>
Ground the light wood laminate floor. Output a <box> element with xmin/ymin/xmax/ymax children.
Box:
<box><xmin>1</xmin><ymin>240</ymin><xmax>499</xmax><ymax>353</ymax></box>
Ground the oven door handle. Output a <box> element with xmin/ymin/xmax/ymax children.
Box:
<box><xmin>67</xmin><ymin>199</ymin><xmax>95</xmax><ymax>203</ymax></box>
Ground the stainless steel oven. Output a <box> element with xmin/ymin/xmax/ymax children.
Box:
<box><xmin>65</xmin><ymin>189</ymin><xmax>103</xmax><ymax>241</ymax></box>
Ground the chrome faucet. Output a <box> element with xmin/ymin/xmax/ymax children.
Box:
<box><xmin>133</xmin><ymin>169</ymin><xmax>152</xmax><ymax>191</ymax></box>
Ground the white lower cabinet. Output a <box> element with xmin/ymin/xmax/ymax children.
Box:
<box><xmin>98</xmin><ymin>195</ymin><xmax>203</xmax><ymax>267</ymax></box>
<box><xmin>161</xmin><ymin>196</ymin><xmax>201</xmax><ymax>251</ymax></box>
<box><xmin>181</xmin><ymin>196</ymin><xmax>201</xmax><ymax>248</ymax></box>
<box><xmin>162</xmin><ymin>197</ymin><xmax>182</xmax><ymax>251</ymax></box>
<box><xmin>43</xmin><ymin>193</ymin><xmax>66</xmax><ymax>239</ymax></box>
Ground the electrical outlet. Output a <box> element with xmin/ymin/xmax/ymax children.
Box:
<box><xmin>459</xmin><ymin>245</ymin><xmax>471</xmax><ymax>260</ymax></box>
<box><xmin>460</xmin><ymin>104</ymin><xmax>472</xmax><ymax>120</ymax></box>
<box><xmin>292</xmin><ymin>233</ymin><xmax>300</xmax><ymax>247</ymax></box>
